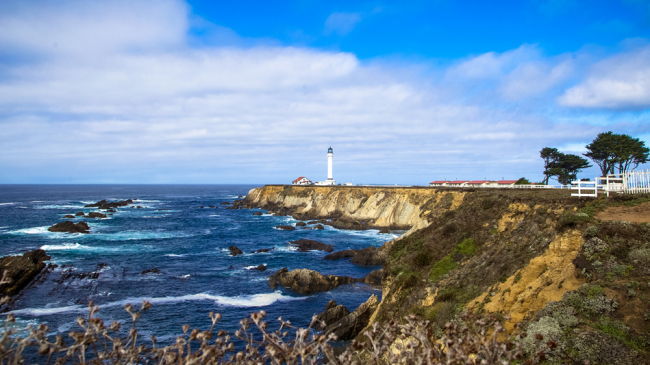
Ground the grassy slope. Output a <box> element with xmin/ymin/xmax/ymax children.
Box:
<box><xmin>372</xmin><ymin>189</ymin><xmax>650</xmax><ymax>363</ymax></box>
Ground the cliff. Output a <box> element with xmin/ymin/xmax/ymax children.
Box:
<box><xmin>243</xmin><ymin>185</ymin><xmax>650</xmax><ymax>363</ymax></box>
<box><xmin>243</xmin><ymin>185</ymin><xmax>467</xmax><ymax>233</ymax></box>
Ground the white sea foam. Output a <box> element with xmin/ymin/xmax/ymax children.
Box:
<box><xmin>0</xmin><ymin>202</ymin><xmax>16</xmax><ymax>206</ymax></box>
<box><xmin>165</xmin><ymin>254</ymin><xmax>185</xmax><ymax>257</ymax></box>
<box><xmin>9</xmin><ymin>292</ymin><xmax>304</xmax><ymax>317</ymax></box>
<box><xmin>176</xmin><ymin>274</ymin><xmax>190</xmax><ymax>279</ymax></box>
<box><xmin>35</xmin><ymin>204</ymin><xmax>85</xmax><ymax>209</ymax></box>
<box><xmin>40</xmin><ymin>243</ymin><xmax>141</xmax><ymax>254</ymax></box>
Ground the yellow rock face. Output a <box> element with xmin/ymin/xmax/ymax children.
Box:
<box><xmin>497</xmin><ymin>203</ymin><xmax>531</xmax><ymax>233</ymax></box>
<box><xmin>246</xmin><ymin>186</ymin><xmax>466</xmax><ymax>234</ymax></box>
<box><xmin>467</xmin><ymin>230</ymin><xmax>585</xmax><ymax>332</ymax></box>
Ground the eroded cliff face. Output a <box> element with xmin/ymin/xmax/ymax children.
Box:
<box><xmin>244</xmin><ymin>185</ymin><xmax>466</xmax><ymax>233</ymax></box>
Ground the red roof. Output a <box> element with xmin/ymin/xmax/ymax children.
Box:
<box><xmin>293</xmin><ymin>177</ymin><xmax>306</xmax><ymax>183</ymax></box>
<box><xmin>467</xmin><ymin>180</ymin><xmax>491</xmax><ymax>184</ymax></box>
<box><xmin>449</xmin><ymin>180</ymin><xmax>469</xmax><ymax>184</ymax></box>
<box><xmin>497</xmin><ymin>180</ymin><xmax>518</xmax><ymax>184</ymax></box>
<box><xmin>430</xmin><ymin>181</ymin><xmax>451</xmax><ymax>184</ymax></box>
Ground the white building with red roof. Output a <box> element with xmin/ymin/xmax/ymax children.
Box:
<box><xmin>292</xmin><ymin>177</ymin><xmax>313</xmax><ymax>185</ymax></box>
<box><xmin>429</xmin><ymin>181</ymin><xmax>451</xmax><ymax>187</ymax></box>
<box><xmin>496</xmin><ymin>180</ymin><xmax>518</xmax><ymax>186</ymax></box>
<box><xmin>467</xmin><ymin>180</ymin><xmax>491</xmax><ymax>186</ymax></box>
<box><xmin>447</xmin><ymin>180</ymin><xmax>470</xmax><ymax>187</ymax></box>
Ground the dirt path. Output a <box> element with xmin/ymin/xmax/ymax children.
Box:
<box><xmin>596</xmin><ymin>201</ymin><xmax>650</xmax><ymax>223</ymax></box>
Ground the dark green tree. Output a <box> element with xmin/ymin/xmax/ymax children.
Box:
<box><xmin>541</xmin><ymin>148</ymin><xmax>591</xmax><ymax>185</ymax></box>
<box><xmin>514</xmin><ymin>177</ymin><xmax>530</xmax><ymax>185</ymax></box>
<box><xmin>540</xmin><ymin>147</ymin><xmax>560</xmax><ymax>185</ymax></box>
<box><xmin>584</xmin><ymin>132</ymin><xmax>649</xmax><ymax>176</ymax></box>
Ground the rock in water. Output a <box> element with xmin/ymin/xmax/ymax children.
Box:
<box><xmin>75</xmin><ymin>212</ymin><xmax>85</xmax><ymax>216</ymax></box>
<box><xmin>364</xmin><ymin>269</ymin><xmax>383</xmax><ymax>285</ymax></box>
<box><xmin>295</xmin><ymin>222</ymin><xmax>307</xmax><ymax>227</ymax></box>
<box><xmin>325</xmin><ymin>295</ymin><xmax>379</xmax><ymax>340</ymax></box>
<box><xmin>0</xmin><ymin>250</ymin><xmax>51</xmax><ymax>297</ymax></box>
<box><xmin>267</xmin><ymin>268</ymin><xmax>360</xmax><ymax>294</ymax></box>
<box><xmin>86</xmin><ymin>212</ymin><xmax>107</xmax><ymax>219</ymax></box>
<box><xmin>252</xmin><ymin>212</ymin><xmax>263</xmax><ymax>216</ymax></box>
<box><xmin>351</xmin><ymin>249</ymin><xmax>387</xmax><ymax>266</ymax></box>
<box><xmin>85</xmin><ymin>199</ymin><xmax>133</xmax><ymax>209</ymax></box>
<box><xmin>229</xmin><ymin>246</ymin><xmax>243</xmax><ymax>256</ymax></box>
<box><xmin>314</xmin><ymin>300</ymin><xmax>351</xmax><ymax>329</ymax></box>
<box><xmin>324</xmin><ymin>249</ymin><xmax>358</xmax><ymax>260</ymax></box>
<box><xmin>254</xmin><ymin>264</ymin><xmax>267</xmax><ymax>271</ymax></box>
<box><xmin>314</xmin><ymin>224</ymin><xmax>324</xmax><ymax>230</ymax></box>
<box><xmin>275</xmin><ymin>225</ymin><xmax>295</xmax><ymax>231</ymax></box>
<box><xmin>289</xmin><ymin>239</ymin><xmax>334</xmax><ymax>252</ymax></box>
<box><xmin>379</xmin><ymin>227</ymin><xmax>390</xmax><ymax>234</ymax></box>
<box><xmin>63</xmin><ymin>215</ymin><xmax>75</xmax><ymax>218</ymax></box>
<box><xmin>48</xmin><ymin>221</ymin><xmax>90</xmax><ymax>234</ymax></box>
<box><xmin>141</xmin><ymin>268</ymin><xmax>160</xmax><ymax>274</ymax></box>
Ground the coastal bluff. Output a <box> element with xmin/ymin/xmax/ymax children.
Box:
<box><xmin>242</xmin><ymin>185</ymin><xmax>467</xmax><ymax>233</ymax></box>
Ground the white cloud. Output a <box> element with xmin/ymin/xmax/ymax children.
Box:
<box><xmin>558</xmin><ymin>46</ymin><xmax>650</xmax><ymax>109</ymax></box>
<box><xmin>324</xmin><ymin>12</ymin><xmax>362</xmax><ymax>36</ymax></box>
<box><xmin>0</xmin><ymin>0</ymin><xmax>645</xmax><ymax>184</ymax></box>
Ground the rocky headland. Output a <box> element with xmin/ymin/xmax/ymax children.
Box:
<box><xmin>238</xmin><ymin>185</ymin><xmax>650</xmax><ymax>363</ymax></box>
<box><xmin>0</xmin><ymin>249</ymin><xmax>52</xmax><ymax>300</ymax></box>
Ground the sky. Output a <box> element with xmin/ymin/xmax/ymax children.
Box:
<box><xmin>1</xmin><ymin>0</ymin><xmax>650</xmax><ymax>184</ymax></box>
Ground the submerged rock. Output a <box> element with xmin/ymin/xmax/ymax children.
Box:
<box><xmin>141</xmin><ymin>268</ymin><xmax>160</xmax><ymax>274</ymax></box>
<box><xmin>252</xmin><ymin>248</ymin><xmax>274</xmax><ymax>253</ymax></box>
<box><xmin>229</xmin><ymin>246</ymin><xmax>243</xmax><ymax>256</ymax></box>
<box><xmin>314</xmin><ymin>224</ymin><xmax>325</xmax><ymax>230</ymax></box>
<box><xmin>276</xmin><ymin>225</ymin><xmax>296</xmax><ymax>231</ymax></box>
<box><xmin>289</xmin><ymin>239</ymin><xmax>334</xmax><ymax>252</ymax></box>
<box><xmin>254</xmin><ymin>264</ymin><xmax>267</xmax><ymax>271</ymax></box>
<box><xmin>0</xmin><ymin>249</ymin><xmax>51</xmax><ymax>297</ymax></box>
<box><xmin>63</xmin><ymin>214</ymin><xmax>75</xmax><ymax>218</ymax></box>
<box><xmin>252</xmin><ymin>212</ymin><xmax>263</xmax><ymax>216</ymax></box>
<box><xmin>324</xmin><ymin>250</ymin><xmax>358</xmax><ymax>260</ymax></box>
<box><xmin>267</xmin><ymin>268</ymin><xmax>360</xmax><ymax>295</ymax></box>
<box><xmin>75</xmin><ymin>212</ymin><xmax>85</xmax><ymax>216</ymax></box>
<box><xmin>48</xmin><ymin>221</ymin><xmax>90</xmax><ymax>234</ymax></box>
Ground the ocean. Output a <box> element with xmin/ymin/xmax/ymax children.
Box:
<box><xmin>0</xmin><ymin>185</ymin><xmax>394</xmax><ymax>346</ymax></box>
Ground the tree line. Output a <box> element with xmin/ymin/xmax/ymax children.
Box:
<box><xmin>541</xmin><ymin>131</ymin><xmax>649</xmax><ymax>185</ymax></box>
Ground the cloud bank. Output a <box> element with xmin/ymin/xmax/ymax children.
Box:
<box><xmin>0</xmin><ymin>0</ymin><xmax>648</xmax><ymax>184</ymax></box>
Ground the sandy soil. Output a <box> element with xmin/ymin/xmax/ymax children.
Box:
<box><xmin>596</xmin><ymin>201</ymin><xmax>650</xmax><ymax>223</ymax></box>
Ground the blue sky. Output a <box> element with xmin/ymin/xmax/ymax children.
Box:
<box><xmin>1</xmin><ymin>0</ymin><xmax>650</xmax><ymax>184</ymax></box>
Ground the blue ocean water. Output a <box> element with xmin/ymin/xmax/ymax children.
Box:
<box><xmin>0</xmin><ymin>185</ymin><xmax>395</xmax><ymax>344</ymax></box>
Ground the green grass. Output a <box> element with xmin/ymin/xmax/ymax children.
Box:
<box><xmin>454</xmin><ymin>238</ymin><xmax>478</xmax><ymax>255</ymax></box>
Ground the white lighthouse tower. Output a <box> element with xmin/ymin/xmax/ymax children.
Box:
<box><xmin>326</xmin><ymin>147</ymin><xmax>334</xmax><ymax>184</ymax></box>
<box><xmin>316</xmin><ymin>147</ymin><xmax>336</xmax><ymax>185</ymax></box>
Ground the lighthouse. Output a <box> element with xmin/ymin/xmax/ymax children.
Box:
<box><xmin>327</xmin><ymin>147</ymin><xmax>334</xmax><ymax>183</ymax></box>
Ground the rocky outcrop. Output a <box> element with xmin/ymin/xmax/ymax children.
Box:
<box><xmin>324</xmin><ymin>246</ymin><xmax>377</xmax><ymax>261</ymax></box>
<box><xmin>267</xmin><ymin>268</ymin><xmax>360</xmax><ymax>295</ymax></box>
<box><xmin>324</xmin><ymin>295</ymin><xmax>379</xmax><ymax>340</ymax></box>
<box><xmin>314</xmin><ymin>300</ymin><xmax>351</xmax><ymax>329</ymax></box>
<box><xmin>229</xmin><ymin>246</ymin><xmax>243</xmax><ymax>256</ymax></box>
<box><xmin>363</xmin><ymin>269</ymin><xmax>383</xmax><ymax>285</ymax></box>
<box><xmin>0</xmin><ymin>250</ymin><xmax>51</xmax><ymax>297</ymax></box>
<box><xmin>48</xmin><ymin>221</ymin><xmax>90</xmax><ymax>234</ymax></box>
<box><xmin>351</xmin><ymin>248</ymin><xmax>387</xmax><ymax>266</ymax></box>
<box><xmin>85</xmin><ymin>199</ymin><xmax>133</xmax><ymax>209</ymax></box>
<box><xmin>379</xmin><ymin>227</ymin><xmax>390</xmax><ymax>234</ymax></box>
<box><xmin>289</xmin><ymin>239</ymin><xmax>334</xmax><ymax>252</ymax></box>
<box><xmin>276</xmin><ymin>225</ymin><xmax>295</xmax><ymax>231</ymax></box>
<box><xmin>242</xmin><ymin>185</ymin><xmax>468</xmax><ymax>234</ymax></box>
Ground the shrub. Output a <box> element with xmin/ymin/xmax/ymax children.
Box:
<box><xmin>583</xmin><ymin>225</ymin><xmax>598</xmax><ymax>238</ymax></box>
<box><xmin>0</xmin><ymin>302</ymin><xmax>524</xmax><ymax>365</ymax></box>
<box><xmin>583</xmin><ymin>237</ymin><xmax>608</xmax><ymax>258</ymax></box>
<box><xmin>629</xmin><ymin>248</ymin><xmax>650</xmax><ymax>266</ymax></box>
<box><xmin>429</xmin><ymin>254</ymin><xmax>458</xmax><ymax>282</ymax></box>
<box><xmin>454</xmin><ymin>238</ymin><xmax>478</xmax><ymax>256</ymax></box>
<box><xmin>521</xmin><ymin>316</ymin><xmax>565</xmax><ymax>363</ymax></box>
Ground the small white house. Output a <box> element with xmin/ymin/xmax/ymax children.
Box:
<box><xmin>292</xmin><ymin>177</ymin><xmax>313</xmax><ymax>185</ymax></box>
<box><xmin>467</xmin><ymin>180</ymin><xmax>491</xmax><ymax>187</ymax></box>
<box><xmin>429</xmin><ymin>181</ymin><xmax>451</xmax><ymax>187</ymax></box>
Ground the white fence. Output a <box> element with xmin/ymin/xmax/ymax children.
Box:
<box><xmin>572</xmin><ymin>170</ymin><xmax>650</xmax><ymax>197</ymax></box>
